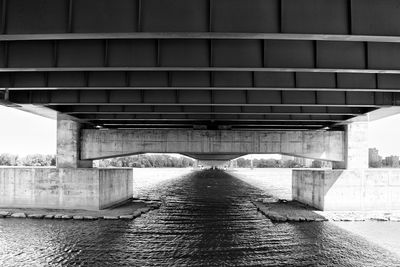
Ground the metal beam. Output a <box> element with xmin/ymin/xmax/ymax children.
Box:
<box><xmin>78</xmin><ymin>116</ymin><xmax>347</xmax><ymax>121</ymax></box>
<box><xmin>0</xmin><ymin>70</ymin><xmax>398</xmax><ymax>92</ymax></box>
<box><xmin>84</xmin><ymin>119</ymin><xmax>342</xmax><ymax>123</ymax></box>
<box><xmin>44</xmin><ymin>103</ymin><xmax>382</xmax><ymax>107</ymax></box>
<box><xmin>94</xmin><ymin>125</ymin><xmax>329</xmax><ymax>130</ymax></box>
<box><xmin>8</xmin><ymin>89</ymin><xmax>394</xmax><ymax>106</ymax></box>
<box><xmin>55</xmin><ymin>105</ymin><xmax>370</xmax><ymax>114</ymax></box>
<box><xmin>66</xmin><ymin>112</ymin><xmax>362</xmax><ymax>116</ymax></box>
<box><xmin>2</xmin><ymin>67</ymin><xmax>400</xmax><ymax>74</ymax></box>
<box><xmin>1</xmin><ymin>32</ymin><xmax>400</xmax><ymax>43</ymax></box>
<box><xmin>93</xmin><ymin>120</ymin><xmax>332</xmax><ymax>124</ymax></box>
<box><xmin>5</xmin><ymin>86</ymin><xmax>400</xmax><ymax>92</ymax></box>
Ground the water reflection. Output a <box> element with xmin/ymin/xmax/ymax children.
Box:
<box><xmin>0</xmin><ymin>169</ymin><xmax>399</xmax><ymax>266</ymax></box>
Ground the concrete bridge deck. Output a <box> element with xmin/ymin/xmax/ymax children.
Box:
<box><xmin>1</xmin><ymin>0</ymin><xmax>400</xmax><ymax>130</ymax></box>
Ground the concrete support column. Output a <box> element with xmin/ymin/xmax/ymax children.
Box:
<box><xmin>293</xmin><ymin>121</ymin><xmax>371</xmax><ymax>210</ymax></box>
<box><xmin>57</xmin><ymin>116</ymin><xmax>92</xmax><ymax>168</ymax></box>
<box><xmin>0</xmin><ymin>116</ymin><xmax>136</xmax><ymax>210</ymax></box>
<box><xmin>333</xmin><ymin>121</ymin><xmax>369</xmax><ymax>169</ymax></box>
<box><xmin>198</xmin><ymin>160</ymin><xmax>229</xmax><ymax>168</ymax></box>
<box><xmin>345</xmin><ymin>121</ymin><xmax>369</xmax><ymax>169</ymax></box>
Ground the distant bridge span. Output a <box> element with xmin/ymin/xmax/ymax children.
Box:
<box><xmin>80</xmin><ymin>129</ymin><xmax>344</xmax><ymax>162</ymax></box>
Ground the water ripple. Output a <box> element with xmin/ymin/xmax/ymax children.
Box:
<box><xmin>0</xmin><ymin>170</ymin><xmax>399</xmax><ymax>266</ymax></box>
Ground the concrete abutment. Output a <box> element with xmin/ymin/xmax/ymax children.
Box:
<box><xmin>292</xmin><ymin>169</ymin><xmax>400</xmax><ymax>211</ymax></box>
<box><xmin>292</xmin><ymin>121</ymin><xmax>397</xmax><ymax>211</ymax></box>
<box><xmin>0</xmin><ymin>168</ymin><xmax>133</xmax><ymax>210</ymax></box>
<box><xmin>0</xmin><ymin>116</ymin><xmax>134</xmax><ymax>210</ymax></box>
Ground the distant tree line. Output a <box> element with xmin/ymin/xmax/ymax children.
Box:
<box><xmin>0</xmin><ymin>153</ymin><xmax>195</xmax><ymax>168</ymax></box>
<box><xmin>1</xmin><ymin>153</ymin><xmax>330</xmax><ymax>169</ymax></box>
<box><xmin>234</xmin><ymin>158</ymin><xmax>304</xmax><ymax>168</ymax></box>
<box><xmin>233</xmin><ymin>158</ymin><xmax>328</xmax><ymax>168</ymax></box>
<box><xmin>95</xmin><ymin>154</ymin><xmax>195</xmax><ymax>168</ymax></box>
<box><xmin>0</xmin><ymin>153</ymin><xmax>56</xmax><ymax>166</ymax></box>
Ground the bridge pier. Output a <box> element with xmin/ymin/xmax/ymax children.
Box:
<box><xmin>292</xmin><ymin>121</ymin><xmax>400</xmax><ymax>211</ymax></box>
<box><xmin>0</xmin><ymin>116</ymin><xmax>133</xmax><ymax>210</ymax></box>
<box><xmin>0</xmin><ymin>167</ymin><xmax>133</xmax><ymax>210</ymax></box>
<box><xmin>54</xmin><ymin>116</ymin><xmax>133</xmax><ymax>210</ymax></box>
<box><xmin>331</xmin><ymin>121</ymin><xmax>369</xmax><ymax>170</ymax></box>
<box><xmin>197</xmin><ymin>160</ymin><xmax>230</xmax><ymax>169</ymax></box>
<box><xmin>345</xmin><ymin>121</ymin><xmax>369</xmax><ymax>169</ymax></box>
<box><xmin>57</xmin><ymin>116</ymin><xmax>93</xmax><ymax>168</ymax></box>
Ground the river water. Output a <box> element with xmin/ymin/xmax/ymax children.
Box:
<box><xmin>1</xmin><ymin>169</ymin><xmax>400</xmax><ymax>266</ymax></box>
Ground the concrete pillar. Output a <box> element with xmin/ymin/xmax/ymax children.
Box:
<box><xmin>192</xmin><ymin>160</ymin><xmax>199</xmax><ymax>169</ymax></box>
<box><xmin>345</xmin><ymin>121</ymin><xmax>369</xmax><ymax>169</ymax></box>
<box><xmin>332</xmin><ymin>121</ymin><xmax>369</xmax><ymax>169</ymax></box>
<box><xmin>57</xmin><ymin>116</ymin><xmax>92</xmax><ymax>168</ymax></box>
<box><xmin>198</xmin><ymin>160</ymin><xmax>229</xmax><ymax>168</ymax></box>
<box><xmin>0</xmin><ymin>115</ymin><xmax>136</xmax><ymax>210</ymax></box>
<box><xmin>231</xmin><ymin>160</ymin><xmax>238</xmax><ymax>168</ymax></box>
<box><xmin>292</xmin><ymin>121</ymin><xmax>371</xmax><ymax>211</ymax></box>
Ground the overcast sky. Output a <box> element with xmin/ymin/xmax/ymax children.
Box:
<box><xmin>0</xmin><ymin>105</ymin><xmax>56</xmax><ymax>155</ymax></box>
<box><xmin>0</xmin><ymin>105</ymin><xmax>399</xmax><ymax>157</ymax></box>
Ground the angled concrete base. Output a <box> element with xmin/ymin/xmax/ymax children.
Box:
<box><xmin>293</xmin><ymin>169</ymin><xmax>400</xmax><ymax>211</ymax></box>
<box><xmin>0</xmin><ymin>168</ymin><xmax>133</xmax><ymax>210</ymax></box>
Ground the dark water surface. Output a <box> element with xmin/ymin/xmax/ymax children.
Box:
<box><xmin>1</xmin><ymin>170</ymin><xmax>400</xmax><ymax>266</ymax></box>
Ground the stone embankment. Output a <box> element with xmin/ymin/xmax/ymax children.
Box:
<box><xmin>253</xmin><ymin>200</ymin><xmax>328</xmax><ymax>222</ymax></box>
<box><xmin>0</xmin><ymin>198</ymin><xmax>162</xmax><ymax>221</ymax></box>
<box><xmin>253</xmin><ymin>199</ymin><xmax>400</xmax><ymax>223</ymax></box>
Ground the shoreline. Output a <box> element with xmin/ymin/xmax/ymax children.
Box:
<box><xmin>0</xmin><ymin>198</ymin><xmax>162</xmax><ymax>221</ymax></box>
<box><xmin>253</xmin><ymin>199</ymin><xmax>400</xmax><ymax>222</ymax></box>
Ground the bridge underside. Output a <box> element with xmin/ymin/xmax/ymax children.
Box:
<box><xmin>1</xmin><ymin>0</ymin><xmax>400</xmax><ymax>130</ymax></box>
<box><xmin>1</xmin><ymin>0</ymin><xmax>399</xmax><ymax>210</ymax></box>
